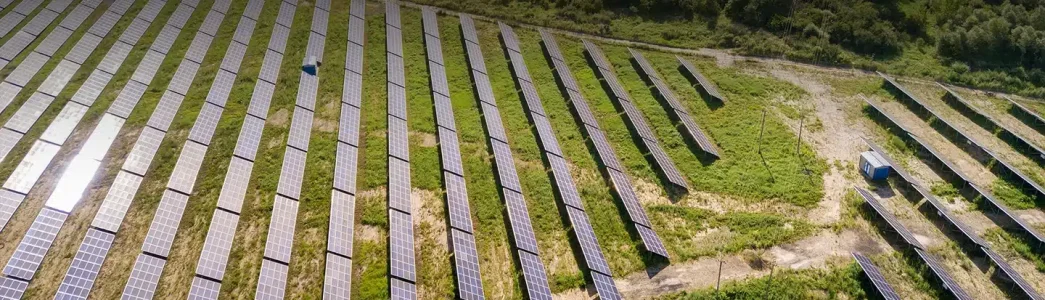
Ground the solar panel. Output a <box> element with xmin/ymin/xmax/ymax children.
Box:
<box><xmin>77</xmin><ymin>114</ymin><xmax>124</xmax><ymax>163</ymax></box>
<box><xmin>167</xmin><ymin>141</ymin><xmax>208</xmax><ymax>194</ymax></box>
<box><xmin>40</xmin><ymin>59</ymin><xmax>80</xmax><ymax>97</ymax></box>
<box><xmin>168</xmin><ymin>62</ymin><xmax>200</xmax><ymax>97</ymax></box>
<box><xmin>243</xmin><ymin>0</ymin><xmax>264</xmax><ymax>20</ymax></box>
<box><xmin>0</xmin><ymin>32</ymin><xmax>33</xmax><ymax>61</ymax></box>
<box><xmin>0</xmin><ymin>83</ymin><xmax>18</xmax><ymax>112</ymax></box>
<box><xmin>539</xmin><ymin>30</ymin><xmax>563</xmax><ymax>61</ymax></box>
<box><xmin>20</xmin><ymin>10</ymin><xmax>57</xmax><ymax>36</ymax></box>
<box><xmin>854</xmin><ymin>187</ymin><xmax>924</xmax><ymax>249</ymax></box>
<box><xmin>311</xmin><ymin>10</ymin><xmax>329</xmax><ymax>37</ymax></box>
<box><xmin>328</xmin><ymin>190</ymin><xmax>356</xmax><ymax>256</ymax></box>
<box><xmin>444</xmin><ymin>172</ymin><xmax>473</xmax><ymax>233</ymax></box>
<box><xmin>547</xmin><ymin>155</ymin><xmax>583</xmax><ymax>209</ymax></box>
<box><xmin>196</xmin><ymin>210</ymin><xmax>239</xmax><ymax>280</ymax></box>
<box><xmin>203</xmin><ymin>70</ymin><xmax>236</xmax><ymax>108</ymax></box>
<box><xmin>234</xmin><ymin>115</ymin><xmax>265</xmax><ymax>161</ymax></box>
<box><xmin>187</xmin><ymin>277</ymin><xmax>221</xmax><ymax>300</ymax></box>
<box><xmin>248</xmin><ymin>79</ymin><xmax>276</xmax><ymax>118</ymax></box>
<box><xmin>676</xmin><ymin>112</ymin><xmax>720</xmax><ymax>157</ymax></box>
<box><xmin>531</xmin><ymin>115</ymin><xmax>562</xmax><ymax>156</ymax></box>
<box><xmin>131</xmin><ymin>48</ymin><xmax>165</xmax><ymax>85</ymax></box>
<box><xmin>519</xmin><ymin>83</ymin><xmax>547</xmax><ymax>117</ymax></box>
<box><xmin>92</xmin><ymin>171</ymin><xmax>143</xmax><ymax>232</ymax></box>
<box><xmin>257</xmin><ymin>50</ymin><xmax>283</xmax><ymax>85</ymax></box>
<box><xmin>646</xmin><ymin>141</ymin><xmax>689</xmax><ymax>190</ymax></box>
<box><xmin>264</xmin><ymin>195</ymin><xmax>299</xmax><ymax>263</ymax></box>
<box><xmin>152</xmin><ymin>25</ymin><xmax>180</xmax><ymax>54</ymax></box>
<box><xmin>508</xmin><ymin>51</ymin><xmax>533</xmax><ymax>84</ymax></box>
<box><xmin>385</xmin><ymin>1</ymin><xmax>401</xmax><ymax>28</ymax></box>
<box><xmin>3</xmin><ymin>208</ymin><xmax>67</xmax><ymax>280</ymax></box>
<box><xmin>169</xmin><ymin>4</ymin><xmax>194</xmax><ymax>29</ymax></box>
<box><xmin>54</xmin><ymin>228</ymin><xmax>114</xmax><ymax>300</ymax></box>
<box><xmin>0</xmin><ymin>129</ymin><xmax>22</xmax><ymax>169</ymax></box>
<box><xmin>275</xmin><ymin>3</ymin><xmax>295</xmax><ymax>27</ymax></box>
<box><xmin>67</xmin><ymin>70</ymin><xmax>109</xmax><ymax>107</ymax></box>
<box><xmin>297</xmin><ymin>75</ymin><xmax>320</xmax><ymax>111</ymax></box>
<box><xmin>491</xmin><ymin>141</ymin><xmax>522</xmax><ymax>193</ymax></box>
<box><xmin>343</xmin><ymin>70</ymin><xmax>363</xmax><ymax>107</ymax></box>
<box><xmin>459</xmin><ymin>15</ymin><xmax>478</xmax><ymax>43</ymax></box>
<box><xmin>451</xmin><ymin>229</ymin><xmax>484</xmax><ymax>299</ymax></box>
<box><xmin>40</xmin><ymin>102</ymin><xmax>87</xmax><ymax>145</ymax></box>
<box><xmin>5</xmin><ymin>93</ymin><xmax>55</xmax><ymax>134</ymax></box>
<box><xmin>338</xmin><ymin>104</ymin><xmax>360</xmax><ymax>146</ymax></box>
<box><xmin>211</xmin><ymin>0</ymin><xmax>232</xmax><ymax>13</ymax></box>
<box><xmin>480</xmin><ymin>103</ymin><xmax>507</xmax><ymax>143</ymax></box>
<box><xmin>606</xmin><ymin>169</ymin><xmax>650</xmax><ymax>226</ymax></box>
<box><xmin>387</xmin><ymin>55</ymin><xmax>405</xmax><ymax>87</ymax></box>
<box><xmin>863</xmin><ymin>138</ymin><xmax>917</xmax><ymax>185</ymax></box>
<box><xmin>136</xmin><ymin>1</ymin><xmax>164</xmax><ymax>22</ymax></box>
<box><xmin>388</xmin><ymin>209</ymin><xmax>415</xmax><ymax>281</ymax></box>
<box><xmin>233</xmin><ymin>17</ymin><xmax>256</xmax><ymax>45</ymax></box>
<box><xmin>587</xmin><ymin>127</ymin><xmax>623</xmax><ymax>171</ymax></box>
<box><xmin>388</xmin><ymin>157</ymin><xmax>412</xmax><ymax>213</ymax></box>
<box><xmin>120</xmin><ymin>254</ymin><xmax>165</xmax><ymax>300</ymax></box>
<box><xmin>35</xmin><ymin>27</ymin><xmax>73</xmax><ymax>57</ymax></box>
<box><xmin>982</xmin><ymin>248</ymin><xmax>1043</xmax><ymax>299</ymax></box>
<box><xmin>141</xmin><ymin>190</ymin><xmax>190</xmax><ymax>257</ymax></box>
<box><xmin>184</xmin><ymin>34</ymin><xmax>214</xmax><ymax>64</ymax></box>
<box><xmin>199</xmin><ymin>11</ymin><xmax>224</xmax><ymax>37</ymax></box>
<box><xmin>554</xmin><ymin>60</ymin><xmax>582</xmax><ymax>94</ymax></box>
<box><xmin>221</xmin><ymin>42</ymin><xmax>248</xmax><ymax>74</ymax></box>
<box><xmin>914</xmin><ymin>248</ymin><xmax>972</xmax><ymax>300</ymax></box>
<box><xmin>213</xmin><ymin>158</ymin><xmax>252</xmax><ymax>213</ymax></box>
<box><xmin>583</xmin><ymin>41</ymin><xmax>611</xmax><ymax>71</ymax></box>
<box><xmin>122</xmin><ymin>127</ymin><xmax>164</xmax><ymax>176</ymax></box>
<box><xmin>87</xmin><ymin>12</ymin><xmax>118</xmax><ymax>37</ymax></box>
<box><xmin>498</xmin><ymin>23</ymin><xmax>520</xmax><ymax>52</ymax></box>
<box><xmin>146</xmin><ymin>92</ymin><xmax>186</xmax><ymax>133</ymax></box>
<box><xmin>287</xmin><ymin>108</ymin><xmax>314</xmax><ymax>151</ymax></box>
<box><xmin>255</xmin><ymin>259</ymin><xmax>289</xmax><ymax>300</ymax></box>
<box><xmin>6</xmin><ymin>52</ymin><xmax>49</xmax><ymax>87</ymax></box>
<box><xmin>852</xmin><ymin>252</ymin><xmax>902</xmax><ymax>300</ymax></box>
<box><xmin>438</xmin><ymin>127</ymin><xmax>464</xmax><ymax>176</ymax></box>
<box><xmin>0</xmin><ymin>190</ymin><xmax>25</xmax><ymax>231</ymax></box>
<box><xmin>276</xmin><ymin>147</ymin><xmax>307</xmax><ymax>199</ymax></box>
<box><xmin>971</xmin><ymin>183</ymin><xmax>1045</xmax><ymax>244</ymax></box>
<box><xmin>618</xmin><ymin>101</ymin><xmax>658</xmax><ymax>142</ymax></box>
<box><xmin>635</xmin><ymin>224</ymin><xmax>669</xmax><ymax>258</ymax></box>
<box><xmin>108</xmin><ymin>79</ymin><xmax>149</xmax><ymax>119</ymax></box>
<box><xmin>350</xmin><ymin>0</ymin><xmax>366</xmax><ymax>18</ymax></box>
<box><xmin>388</xmin><ymin>116</ymin><xmax>410</xmax><ymax>161</ymax></box>
<box><xmin>600</xmin><ymin>68</ymin><xmax>631</xmax><ymax>102</ymax></box>
<box><xmin>465</xmin><ymin>45</ymin><xmax>488</xmax><ymax>76</ymax></box>
<box><xmin>333</xmin><ymin>143</ymin><xmax>358</xmax><ymax>195</ymax></box>
<box><xmin>591</xmin><ymin>272</ymin><xmax>623</xmax><ymax>300</ymax></box>
<box><xmin>429</xmin><ymin>62</ymin><xmax>450</xmax><ymax>97</ymax></box>
<box><xmin>3</xmin><ymin>142</ymin><xmax>60</xmax><ymax>195</ymax></box>
<box><xmin>323</xmin><ymin>253</ymin><xmax>352</xmax><ymax>300</ymax></box>
<box><xmin>390</xmin><ymin>278</ymin><xmax>416</xmax><ymax>300</ymax></box>
<box><xmin>386</xmin><ymin>26</ymin><xmax>403</xmax><ymax>59</ymax></box>
<box><xmin>565</xmin><ymin>206</ymin><xmax>612</xmax><ymax>275</ymax></box>
<box><xmin>503</xmin><ymin>189</ymin><xmax>538</xmax><ymax>254</ymax></box>
<box><xmin>517</xmin><ymin>251</ymin><xmax>552</xmax><ymax>300</ymax></box>
<box><xmin>44</xmin><ymin>156</ymin><xmax>100</xmax><ymax>212</ymax></box>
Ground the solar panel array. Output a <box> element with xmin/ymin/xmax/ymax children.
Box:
<box><xmin>938</xmin><ymin>84</ymin><xmax>1044</xmax><ymax>166</ymax></box>
<box><xmin>540</xmin><ymin>30</ymin><xmax>668</xmax><ymax>259</ymax></box>
<box><xmin>323</xmin><ymin>0</ymin><xmax>364</xmax><ymax>298</ymax></box>
<box><xmin>0</xmin><ymin>0</ymin><xmax>198</xmax><ymax>296</ymax></box>
<box><xmin>583</xmin><ymin>40</ymin><xmax>690</xmax><ymax>192</ymax></box>
<box><xmin>0</xmin><ymin>0</ymin><xmax>87</xmax><ymax>72</ymax></box>
<box><xmin>982</xmin><ymin>247</ymin><xmax>1044</xmax><ymax>299</ymax></box>
<box><xmin>913</xmin><ymin>248</ymin><xmax>973</xmax><ymax>300</ymax></box>
<box><xmin>383</xmin><ymin>2</ymin><xmax>417</xmax><ymax>298</ymax></box>
<box><xmin>853</xmin><ymin>187</ymin><xmax>924</xmax><ymax>249</ymax></box>
<box><xmin>500</xmin><ymin>23</ymin><xmax>622</xmax><ymax>299</ymax></box>
<box><xmin>459</xmin><ymin>15</ymin><xmax>552</xmax><ymax>299</ymax></box>
<box><xmin>420</xmin><ymin>8</ymin><xmax>486</xmax><ymax>299</ymax></box>
<box><xmin>676</xmin><ymin>56</ymin><xmax>726</xmax><ymax>103</ymax></box>
<box><xmin>851</xmin><ymin>252</ymin><xmax>901</xmax><ymax>300</ymax></box>
<box><xmin>1005</xmin><ymin>96</ymin><xmax>1045</xmax><ymax>133</ymax></box>
<box><xmin>630</xmin><ymin>49</ymin><xmax>719</xmax><ymax>158</ymax></box>
<box><xmin>253</xmin><ymin>2</ymin><xmax>329</xmax><ymax>298</ymax></box>
<box><xmin>0</xmin><ymin>0</ymin><xmax>46</xmax><ymax>41</ymax></box>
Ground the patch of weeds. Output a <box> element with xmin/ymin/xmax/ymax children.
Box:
<box><xmin>648</xmin><ymin>206</ymin><xmax>815</xmax><ymax>261</ymax></box>
<box><xmin>983</xmin><ymin>228</ymin><xmax>1045</xmax><ymax>272</ymax></box>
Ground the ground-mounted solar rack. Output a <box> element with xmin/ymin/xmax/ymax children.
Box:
<box><xmin>913</xmin><ymin>248</ymin><xmax>974</xmax><ymax>300</ymax></box>
<box><xmin>324</xmin><ymin>0</ymin><xmax>364</xmax><ymax>298</ymax></box>
<box><xmin>459</xmin><ymin>15</ymin><xmax>553</xmax><ymax>300</ymax></box>
<box><xmin>0</xmin><ymin>0</ymin><xmax>91</xmax><ymax>72</ymax></box>
<box><xmin>854</xmin><ymin>187</ymin><xmax>925</xmax><ymax>249</ymax></box>
<box><xmin>938</xmin><ymin>83</ymin><xmax>1045</xmax><ymax>167</ymax></box>
<box><xmin>676</xmin><ymin>56</ymin><xmax>725</xmax><ymax>103</ymax></box>
<box><xmin>421</xmin><ymin>7</ymin><xmax>485</xmax><ymax>299</ymax></box>
<box><xmin>1005</xmin><ymin>96</ymin><xmax>1045</xmax><ymax>134</ymax></box>
<box><xmin>384</xmin><ymin>2</ymin><xmax>417</xmax><ymax>298</ymax></box>
<box><xmin>0</xmin><ymin>0</ymin><xmax>213</xmax><ymax>298</ymax></box>
<box><xmin>0</xmin><ymin>0</ymin><xmax>49</xmax><ymax>38</ymax></box>
<box><xmin>630</xmin><ymin>49</ymin><xmax>719</xmax><ymax>158</ymax></box>
<box><xmin>500</xmin><ymin>23</ymin><xmax>622</xmax><ymax>299</ymax></box>
<box><xmin>540</xmin><ymin>30</ymin><xmax>669</xmax><ymax>259</ymax></box>
<box><xmin>982</xmin><ymin>247</ymin><xmax>1044</xmax><ymax>299</ymax></box>
<box><xmin>851</xmin><ymin>252</ymin><xmax>901</xmax><ymax>300</ymax></box>
<box><xmin>0</xmin><ymin>0</ymin><xmax>140</xmax><ymax>234</ymax></box>
<box><xmin>252</xmin><ymin>1</ymin><xmax>328</xmax><ymax>299</ymax></box>
<box><xmin>583</xmin><ymin>41</ymin><xmax>690</xmax><ymax>192</ymax></box>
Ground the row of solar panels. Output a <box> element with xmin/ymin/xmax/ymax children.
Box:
<box><xmin>0</xmin><ymin>0</ymin><xmax>98</xmax><ymax>71</ymax></box>
<box><xmin>324</xmin><ymin>0</ymin><xmax>365</xmax><ymax>298</ymax></box>
<box><xmin>0</xmin><ymin>0</ymin><xmax>217</xmax><ymax>298</ymax></box>
<box><xmin>539</xmin><ymin>30</ymin><xmax>669</xmax><ymax>259</ymax></box>
<box><xmin>938</xmin><ymin>83</ymin><xmax>1045</xmax><ymax>167</ymax></box>
<box><xmin>0</xmin><ymin>0</ymin><xmax>62</xmax><ymax>38</ymax></box>
<box><xmin>878</xmin><ymin>73</ymin><xmax>1045</xmax><ymax>202</ymax></box>
<box><xmin>421</xmin><ymin>8</ymin><xmax>485</xmax><ymax>300</ymax></box>
<box><xmin>583</xmin><ymin>40</ymin><xmax>691</xmax><ymax>192</ymax></box>
<box><xmin>500</xmin><ymin>23</ymin><xmax>622</xmax><ymax>300</ymax></box>
<box><xmin>1005</xmin><ymin>96</ymin><xmax>1045</xmax><ymax>134</ymax></box>
<box><xmin>459</xmin><ymin>15</ymin><xmax>553</xmax><ymax>300</ymax></box>
<box><xmin>383</xmin><ymin>2</ymin><xmax>417</xmax><ymax>298</ymax></box>
<box><xmin>630</xmin><ymin>49</ymin><xmax>720</xmax><ymax>158</ymax></box>
<box><xmin>676</xmin><ymin>56</ymin><xmax>726</xmax><ymax>103</ymax></box>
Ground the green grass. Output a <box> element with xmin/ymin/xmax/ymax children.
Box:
<box><xmin>983</xmin><ymin>228</ymin><xmax>1045</xmax><ymax>272</ymax></box>
<box><xmin>658</xmin><ymin>262</ymin><xmax>869</xmax><ymax>299</ymax></box>
<box><xmin>648</xmin><ymin>206</ymin><xmax>814</xmax><ymax>261</ymax></box>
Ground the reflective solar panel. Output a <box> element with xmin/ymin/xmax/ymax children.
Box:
<box><xmin>519</xmin><ymin>82</ymin><xmax>545</xmax><ymax>116</ymax></box>
<box><xmin>465</xmin><ymin>45</ymin><xmax>488</xmax><ymax>75</ymax></box>
<box><xmin>348</xmin><ymin>18</ymin><xmax>364</xmax><ymax>46</ymax></box>
<box><xmin>188</xmin><ymin>103</ymin><xmax>224</xmax><ymax>146</ymax></box>
<box><xmin>4</xmin><ymin>208</ymin><xmax>67</xmax><ymax>280</ymax></box>
<box><xmin>263</xmin><ymin>195</ymin><xmax>299</xmax><ymax>263</ymax></box>
<box><xmin>276</xmin><ymin>147</ymin><xmax>307</xmax><ymax>199</ymax></box>
<box><xmin>21</xmin><ymin>10</ymin><xmax>58</xmax><ymax>36</ymax></box>
<box><xmin>323</xmin><ymin>253</ymin><xmax>352</xmax><ymax>300</ymax></box>
<box><xmin>0</xmin><ymin>128</ymin><xmax>21</xmax><ymax>163</ymax></box>
<box><xmin>122</xmin><ymin>127</ymin><xmax>164</xmax><ymax>176</ymax></box>
<box><xmin>69</xmin><ymin>70</ymin><xmax>111</xmax><ymax>107</ymax></box>
<box><xmin>96</xmin><ymin>41</ymin><xmax>133</xmax><ymax>75</ymax></box>
<box><xmin>498</xmin><ymin>23</ymin><xmax>520</xmax><ymax>52</ymax></box>
<box><xmin>136</xmin><ymin>0</ymin><xmax>165</xmax><ymax>22</ymax></box>
<box><xmin>168</xmin><ymin>141</ymin><xmax>207</xmax><ymax>194</ymax></box>
<box><xmin>234</xmin><ymin>115</ymin><xmax>265</xmax><ymax>162</ymax></box>
<box><xmin>40</xmin><ymin>60</ymin><xmax>80</xmax><ymax>97</ymax></box>
<box><xmin>451</xmin><ymin>229</ymin><xmax>484</xmax><ymax>299</ymax></box>
<box><xmin>388</xmin><ymin>85</ymin><xmax>407</xmax><ymax>119</ymax></box>
<box><xmin>388</xmin><ymin>157</ymin><xmax>411</xmax><ymax>213</ymax></box>
<box><xmin>503</xmin><ymin>189</ymin><xmax>538</xmax><ymax>254</ymax></box>
<box><xmin>852</xmin><ymin>252</ymin><xmax>901</xmax><ymax>300</ymax></box>
<box><xmin>338</xmin><ymin>103</ymin><xmax>360</xmax><ymax>146</ymax></box>
<box><xmin>854</xmin><ymin>187</ymin><xmax>924</xmax><ymax>249</ymax></box>
<box><xmin>480</xmin><ymin>103</ymin><xmax>507</xmax><ymax>143</ymax></box>
<box><xmin>44</xmin><ymin>156</ymin><xmax>100</xmax><ymax>212</ymax></box>
<box><xmin>422</xmin><ymin>8</ymin><xmax>439</xmax><ymax>39</ymax></box>
<box><xmin>215</xmin><ymin>157</ymin><xmax>252</xmax><ymax>213</ymax></box>
<box><xmin>3</xmin><ymin>142</ymin><xmax>60</xmax><ymax>194</ymax></box>
<box><xmin>92</xmin><ymin>171</ymin><xmax>143</xmax><ymax>232</ymax></box>
<box><xmin>429</xmin><ymin>62</ymin><xmax>450</xmax><ymax>97</ymax></box>
<box><xmin>0</xmin><ymin>15</ymin><xmax>24</xmax><ymax>39</ymax></box>
<box><xmin>677</xmin><ymin>114</ymin><xmax>719</xmax><ymax>157</ymax></box>
<box><xmin>121</xmin><ymin>254</ymin><xmax>165</xmax><ymax>300</ymax></box>
<box><xmin>152</xmin><ymin>25</ymin><xmax>180</xmax><ymax>54</ymax></box>
<box><xmin>345</xmin><ymin>44</ymin><xmax>363</xmax><ymax>75</ymax></box>
<box><xmin>243</xmin><ymin>0</ymin><xmax>264</xmax><ymax>20</ymax></box>
<box><xmin>388</xmin><ymin>209</ymin><xmax>415</xmax><ymax>281</ymax></box>
<box><xmin>646</xmin><ymin>142</ymin><xmax>689</xmax><ymax>189</ymax></box>
<box><xmin>438</xmin><ymin>127</ymin><xmax>464</xmax><ymax>176</ymax></box>
<box><xmin>87</xmin><ymin>12</ymin><xmax>118</xmax><ymax>37</ymax></box>
<box><xmin>425</xmin><ymin>37</ymin><xmax>444</xmax><ymax>67</ymax></box>
<box><xmin>328</xmin><ymin>190</ymin><xmax>355</xmax><ymax>256</ymax></box>
<box><xmin>350</xmin><ymin>0</ymin><xmax>365</xmax><ymax>18</ymax></box>
<box><xmin>586</xmin><ymin>126</ymin><xmax>622</xmax><ymax>171</ymax></box>
<box><xmin>333</xmin><ymin>142</ymin><xmax>358</xmax><ymax>195</ymax></box>
<box><xmin>459</xmin><ymin>15</ymin><xmax>478</xmax><ymax>43</ymax></box>
<box><xmin>169</xmin><ymin>4</ymin><xmax>194</xmax><ymax>29</ymax></box>
<box><xmin>258</xmin><ymin>50</ymin><xmax>283</xmax><ymax>85</ymax></box>
<box><xmin>491</xmin><ymin>141</ymin><xmax>521</xmax><ymax>192</ymax></box>
<box><xmin>385</xmin><ymin>1</ymin><xmax>401</xmax><ymax>28</ymax></box>
<box><xmin>55</xmin><ymin>228</ymin><xmax>114</xmax><ymax>300</ymax></box>
<box><xmin>0</xmin><ymin>83</ymin><xmax>21</xmax><ymax>112</ymax></box>
<box><xmin>517</xmin><ymin>251</ymin><xmax>552</xmax><ymax>300</ymax></box>
<box><xmin>388</xmin><ymin>116</ymin><xmax>410</xmax><ymax>161</ymax></box>
<box><xmin>387</xmin><ymin>55</ymin><xmax>405</xmax><ymax>87</ymax></box>
<box><xmin>233</xmin><ymin>17</ymin><xmax>256</xmax><ymax>45</ymax></box>
<box><xmin>553</xmin><ymin>60</ymin><xmax>582</xmax><ymax>94</ymax></box>
<box><xmin>199</xmin><ymin>11</ymin><xmax>224</xmax><ymax>37</ymax></box>
<box><xmin>167</xmin><ymin>62</ymin><xmax>200</xmax><ymax>97</ymax></box>
<box><xmin>565</xmin><ymin>207</ymin><xmax>612</xmax><ymax>275</ymax></box>
<box><xmin>187</xmin><ymin>277</ymin><xmax>221</xmax><ymax>300</ymax></box>
<box><xmin>0</xmin><ymin>31</ymin><xmax>32</xmax><ymax>61</ymax></box>
<box><xmin>0</xmin><ymin>189</ymin><xmax>26</xmax><ymax>230</ymax></box>
<box><xmin>914</xmin><ymin>248</ymin><xmax>972</xmax><ymax>300</ymax></box>
<box><xmin>5</xmin><ymin>93</ymin><xmax>55</xmax><ymax>134</ymax></box>
<box><xmin>508</xmin><ymin>51</ymin><xmax>532</xmax><ymax>84</ymax></box>
<box><xmin>635</xmin><ymin>224</ymin><xmax>669</xmax><ymax>257</ymax></box>
<box><xmin>606</xmin><ymin>169</ymin><xmax>649</xmax><ymax>226</ymax></box>
<box><xmin>221</xmin><ymin>42</ymin><xmax>247</xmax><ymax>74</ymax></box>
<box><xmin>40</xmin><ymin>102</ymin><xmax>88</xmax><ymax>145</ymax></box>
<box><xmin>444</xmin><ymin>172</ymin><xmax>472</xmax><ymax>233</ymax></box>
<box><xmin>256</xmin><ymin>259</ymin><xmax>289</xmax><ymax>300</ymax></box>
<box><xmin>184</xmin><ymin>34</ymin><xmax>214</xmax><ymax>65</ymax></box>
<box><xmin>390</xmin><ymin>278</ymin><xmax>416</xmax><ymax>300</ymax></box>
<box><xmin>6</xmin><ymin>52</ymin><xmax>49</xmax><ymax>87</ymax></box>
<box><xmin>121</xmin><ymin>18</ymin><xmax>150</xmax><ymax>45</ymax></box>
<box><xmin>297</xmin><ymin>72</ymin><xmax>318</xmax><ymax>110</ymax></box>
<box><xmin>311</xmin><ymin>9</ymin><xmax>329</xmax><ymax>36</ymax></box>
<box><xmin>196</xmin><ymin>210</ymin><xmax>239</xmax><ymax>280</ymax></box>
<box><xmin>248</xmin><ymin>79</ymin><xmax>275</xmax><ymax>118</ymax></box>
<box><xmin>591</xmin><ymin>272</ymin><xmax>622</xmax><ymax>300</ymax></box>
<box><xmin>108</xmin><ymin>80</ymin><xmax>149</xmax><ymax>119</ymax></box>
<box><xmin>547</xmin><ymin>155</ymin><xmax>583</xmax><ymax>209</ymax></box>
<box><xmin>275</xmin><ymin>3</ymin><xmax>295</xmax><ymax>28</ymax></box>
<box><xmin>147</xmin><ymin>92</ymin><xmax>186</xmax><ymax>132</ymax></box>
<box><xmin>35</xmin><ymin>27</ymin><xmax>70</xmax><ymax>57</ymax></box>
<box><xmin>141</xmin><ymin>190</ymin><xmax>190</xmax><ymax>257</ymax></box>
<box><xmin>583</xmin><ymin>41</ymin><xmax>611</xmax><ymax>71</ymax></box>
